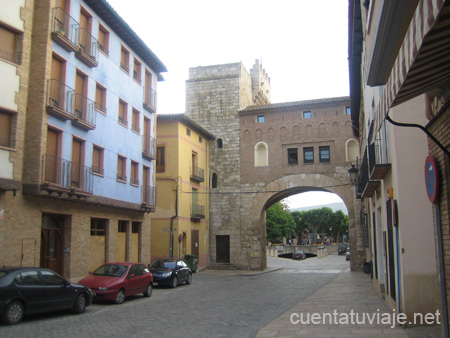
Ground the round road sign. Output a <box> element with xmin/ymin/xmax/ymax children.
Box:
<box><xmin>425</xmin><ymin>155</ymin><xmax>439</xmax><ymax>203</ymax></box>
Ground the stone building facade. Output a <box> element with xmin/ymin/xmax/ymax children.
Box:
<box><xmin>186</xmin><ymin>60</ymin><xmax>362</xmax><ymax>270</ymax></box>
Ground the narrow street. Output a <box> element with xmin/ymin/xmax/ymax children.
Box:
<box><xmin>1</xmin><ymin>255</ymin><xmax>349</xmax><ymax>338</ymax></box>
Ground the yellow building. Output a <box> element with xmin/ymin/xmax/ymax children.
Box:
<box><xmin>152</xmin><ymin>114</ymin><xmax>214</xmax><ymax>268</ymax></box>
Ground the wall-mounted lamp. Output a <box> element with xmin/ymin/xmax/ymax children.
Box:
<box><xmin>348</xmin><ymin>165</ymin><xmax>358</xmax><ymax>185</ymax></box>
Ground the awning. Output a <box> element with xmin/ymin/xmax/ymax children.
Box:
<box><xmin>375</xmin><ymin>0</ymin><xmax>450</xmax><ymax>131</ymax></box>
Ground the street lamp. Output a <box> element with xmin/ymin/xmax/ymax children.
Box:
<box><xmin>348</xmin><ymin>165</ymin><xmax>358</xmax><ymax>185</ymax></box>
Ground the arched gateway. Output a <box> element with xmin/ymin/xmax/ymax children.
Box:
<box><xmin>186</xmin><ymin>60</ymin><xmax>364</xmax><ymax>271</ymax></box>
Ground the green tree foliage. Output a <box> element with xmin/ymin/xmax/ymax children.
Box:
<box><xmin>266</xmin><ymin>201</ymin><xmax>296</xmax><ymax>243</ymax></box>
<box><xmin>291</xmin><ymin>207</ymin><xmax>349</xmax><ymax>244</ymax></box>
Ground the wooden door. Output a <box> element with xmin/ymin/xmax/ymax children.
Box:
<box><xmin>191</xmin><ymin>230</ymin><xmax>199</xmax><ymax>256</ymax></box>
<box><xmin>143</xmin><ymin>166</ymin><xmax>150</xmax><ymax>203</ymax></box>
<box><xmin>78</xmin><ymin>10</ymin><xmax>91</xmax><ymax>52</ymax></box>
<box><xmin>75</xmin><ymin>72</ymin><xmax>86</xmax><ymax>119</ymax></box>
<box><xmin>50</xmin><ymin>57</ymin><xmax>64</xmax><ymax>107</ymax></box>
<box><xmin>144</xmin><ymin>70</ymin><xmax>152</xmax><ymax>105</ymax></box>
<box><xmin>41</xmin><ymin>214</ymin><xmax>64</xmax><ymax>276</ymax></box>
<box><xmin>143</xmin><ymin>117</ymin><xmax>150</xmax><ymax>153</ymax></box>
<box><xmin>46</xmin><ymin>129</ymin><xmax>59</xmax><ymax>183</ymax></box>
<box><xmin>216</xmin><ymin>235</ymin><xmax>230</xmax><ymax>263</ymax></box>
<box><xmin>71</xmin><ymin>138</ymin><xmax>82</xmax><ymax>188</ymax></box>
<box><xmin>118</xmin><ymin>221</ymin><xmax>127</xmax><ymax>261</ymax></box>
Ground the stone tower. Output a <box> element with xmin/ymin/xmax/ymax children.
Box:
<box><xmin>185</xmin><ymin>60</ymin><xmax>271</xmax><ymax>269</ymax></box>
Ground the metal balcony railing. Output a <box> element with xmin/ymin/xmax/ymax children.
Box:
<box><xmin>191</xmin><ymin>204</ymin><xmax>205</xmax><ymax>220</ymax></box>
<box><xmin>190</xmin><ymin>166</ymin><xmax>205</xmax><ymax>182</ymax></box>
<box><xmin>51</xmin><ymin>7</ymin><xmax>79</xmax><ymax>51</ymax></box>
<box><xmin>46</xmin><ymin>79</ymin><xmax>76</xmax><ymax>119</ymax></box>
<box><xmin>142</xmin><ymin>185</ymin><xmax>156</xmax><ymax>207</ymax></box>
<box><xmin>368</xmin><ymin>137</ymin><xmax>391</xmax><ymax>180</ymax></box>
<box><xmin>76</xmin><ymin>27</ymin><xmax>99</xmax><ymax>67</ymax></box>
<box><xmin>142</xmin><ymin>135</ymin><xmax>157</xmax><ymax>159</ymax></box>
<box><xmin>358</xmin><ymin>147</ymin><xmax>380</xmax><ymax>198</ymax></box>
<box><xmin>73</xmin><ymin>92</ymin><xmax>96</xmax><ymax>129</ymax></box>
<box><xmin>42</xmin><ymin>155</ymin><xmax>93</xmax><ymax>194</ymax></box>
<box><xmin>143</xmin><ymin>87</ymin><xmax>157</xmax><ymax>112</ymax></box>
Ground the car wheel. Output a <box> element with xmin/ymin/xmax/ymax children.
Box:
<box><xmin>73</xmin><ymin>294</ymin><xmax>87</xmax><ymax>314</ymax></box>
<box><xmin>143</xmin><ymin>283</ymin><xmax>152</xmax><ymax>297</ymax></box>
<box><xmin>186</xmin><ymin>273</ymin><xmax>192</xmax><ymax>285</ymax></box>
<box><xmin>2</xmin><ymin>301</ymin><xmax>24</xmax><ymax>325</ymax></box>
<box><xmin>171</xmin><ymin>276</ymin><xmax>178</xmax><ymax>288</ymax></box>
<box><xmin>115</xmin><ymin>289</ymin><xmax>126</xmax><ymax>304</ymax></box>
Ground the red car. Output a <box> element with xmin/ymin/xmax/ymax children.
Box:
<box><xmin>78</xmin><ymin>263</ymin><xmax>153</xmax><ymax>304</ymax></box>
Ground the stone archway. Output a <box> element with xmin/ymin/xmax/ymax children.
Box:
<box><xmin>241</xmin><ymin>173</ymin><xmax>361</xmax><ymax>271</ymax></box>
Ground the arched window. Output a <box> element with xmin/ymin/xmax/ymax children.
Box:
<box><xmin>212</xmin><ymin>173</ymin><xmax>218</xmax><ymax>188</ymax></box>
<box><xmin>217</xmin><ymin>138</ymin><xmax>223</xmax><ymax>149</ymax></box>
<box><xmin>254</xmin><ymin>142</ymin><xmax>268</xmax><ymax>167</ymax></box>
<box><xmin>346</xmin><ymin>139</ymin><xmax>359</xmax><ymax>162</ymax></box>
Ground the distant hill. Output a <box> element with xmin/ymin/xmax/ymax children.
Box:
<box><xmin>290</xmin><ymin>202</ymin><xmax>348</xmax><ymax>214</ymax></box>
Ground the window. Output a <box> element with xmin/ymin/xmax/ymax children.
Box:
<box><xmin>92</xmin><ymin>145</ymin><xmax>104</xmax><ymax>175</ymax></box>
<box><xmin>0</xmin><ymin>110</ymin><xmax>14</xmax><ymax>148</ymax></box>
<box><xmin>303</xmin><ymin>111</ymin><xmax>311</xmax><ymax>119</ymax></box>
<box><xmin>212</xmin><ymin>173</ymin><xmax>218</xmax><ymax>188</ymax></box>
<box><xmin>95</xmin><ymin>83</ymin><xmax>107</xmax><ymax>114</ymax></box>
<box><xmin>130</xmin><ymin>160</ymin><xmax>139</xmax><ymax>186</ymax></box>
<box><xmin>97</xmin><ymin>24</ymin><xmax>109</xmax><ymax>55</ymax></box>
<box><xmin>156</xmin><ymin>146</ymin><xmax>165</xmax><ymax>172</ymax></box>
<box><xmin>90</xmin><ymin>218</ymin><xmax>106</xmax><ymax>236</ymax></box>
<box><xmin>217</xmin><ymin>139</ymin><xmax>223</xmax><ymax>149</ymax></box>
<box><xmin>15</xmin><ymin>271</ymin><xmax>40</xmax><ymax>286</ymax></box>
<box><xmin>346</xmin><ymin>107</ymin><xmax>351</xmax><ymax>115</ymax></box>
<box><xmin>303</xmin><ymin>147</ymin><xmax>314</xmax><ymax>163</ymax></box>
<box><xmin>287</xmin><ymin>148</ymin><xmax>298</xmax><ymax>165</ymax></box>
<box><xmin>118</xmin><ymin>220</ymin><xmax>127</xmax><ymax>233</ymax></box>
<box><xmin>133</xmin><ymin>58</ymin><xmax>141</xmax><ymax>83</ymax></box>
<box><xmin>118</xmin><ymin>99</ymin><xmax>128</xmax><ymax>126</ymax></box>
<box><xmin>319</xmin><ymin>146</ymin><xmax>330</xmax><ymax>163</ymax></box>
<box><xmin>199</xmin><ymin>136</ymin><xmax>203</xmax><ymax>143</ymax></box>
<box><xmin>131</xmin><ymin>108</ymin><xmax>140</xmax><ymax>133</ymax></box>
<box><xmin>132</xmin><ymin>222</ymin><xmax>140</xmax><ymax>234</ymax></box>
<box><xmin>41</xmin><ymin>270</ymin><xmax>65</xmax><ymax>286</ymax></box>
<box><xmin>117</xmin><ymin>155</ymin><xmax>127</xmax><ymax>182</ymax></box>
<box><xmin>257</xmin><ymin>115</ymin><xmax>265</xmax><ymax>123</ymax></box>
<box><xmin>186</xmin><ymin>128</ymin><xmax>191</xmax><ymax>136</ymax></box>
<box><xmin>0</xmin><ymin>25</ymin><xmax>20</xmax><ymax>64</ymax></box>
<box><xmin>120</xmin><ymin>45</ymin><xmax>129</xmax><ymax>73</ymax></box>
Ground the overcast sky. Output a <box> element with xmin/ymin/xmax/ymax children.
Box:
<box><xmin>106</xmin><ymin>0</ymin><xmax>350</xmax><ymax>210</ymax></box>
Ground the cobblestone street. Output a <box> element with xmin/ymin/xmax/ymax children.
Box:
<box><xmin>1</xmin><ymin>255</ymin><xmax>349</xmax><ymax>338</ymax></box>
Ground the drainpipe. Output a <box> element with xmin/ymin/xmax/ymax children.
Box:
<box><xmin>168</xmin><ymin>178</ymin><xmax>179</xmax><ymax>258</ymax></box>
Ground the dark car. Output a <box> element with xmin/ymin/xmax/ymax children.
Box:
<box><xmin>149</xmin><ymin>258</ymin><xmax>192</xmax><ymax>288</ymax></box>
<box><xmin>292</xmin><ymin>251</ymin><xmax>306</xmax><ymax>260</ymax></box>
<box><xmin>78</xmin><ymin>262</ymin><xmax>153</xmax><ymax>304</ymax></box>
<box><xmin>0</xmin><ymin>267</ymin><xmax>93</xmax><ymax>325</ymax></box>
<box><xmin>338</xmin><ymin>243</ymin><xmax>348</xmax><ymax>255</ymax></box>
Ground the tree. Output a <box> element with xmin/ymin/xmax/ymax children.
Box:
<box><xmin>266</xmin><ymin>201</ymin><xmax>295</xmax><ymax>243</ymax></box>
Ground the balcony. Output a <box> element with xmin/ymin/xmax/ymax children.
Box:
<box><xmin>51</xmin><ymin>7</ymin><xmax>79</xmax><ymax>52</ymax></box>
<box><xmin>142</xmin><ymin>135</ymin><xmax>156</xmax><ymax>160</ymax></box>
<box><xmin>358</xmin><ymin>147</ymin><xmax>380</xmax><ymax>199</ymax></box>
<box><xmin>46</xmin><ymin>79</ymin><xmax>75</xmax><ymax>120</ymax></box>
<box><xmin>191</xmin><ymin>204</ymin><xmax>205</xmax><ymax>221</ymax></box>
<box><xmin>75</xmin><ymin>28</ymin><xmax>99</xmax><ymax>67</ymax></box>
<box><xmin>368</xmin><ymin>140</ymin><xmax>391</xmax><ymax>180</ymax></box>
<box><xmin>190</xmin><ymin>166</ymin><xmax>205</xmax><ymax>182</ymax></box>
<box><xmin>72</xmin><ymin>93</ymin><xmax>96</xmax><ymax>130</ymax></box>
<box><xmin>143</xmin><ymin>87</ymin><xmax>157</xmax><ymax>113</ymax></box>
<box><xmin>142</xmin><ymin>185</ymin><xmax>156</xmax><ymax>209</ymax></box>
<box><xmin>41</xmin><ymin>155</ymin><xmax>93</xmax><ymax>196</ymax></box>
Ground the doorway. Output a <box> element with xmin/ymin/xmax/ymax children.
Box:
<box><xmin>41</xmin><ymin>213</ymin><xmax>64</xmax><ymax>275</ymax></box>
<box><xmin>216</xmin><ymin>235</ymin><xmax>230</xmax><ymax>263</ymax></box>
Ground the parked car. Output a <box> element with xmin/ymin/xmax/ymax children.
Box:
<box><xmin>338</xmin><ymin>243</ymin><xmax>348</xmax><ymax>255</ymax></box>
<box><xmin>346</xmin><ymin>248</ymin><xmax>350</xmax><ymax>261</ymax></box>
<box><xmin>0</xmin><ymin>267</ymin><xmax>93</xmax><ymax>325</ymax></box>
<box><xmin>149</xmin><ymin>258</ymin><xmax>192</xmax><ymax>288</ymax></box>
<box><xmin>78</xmin><ymin>263</ymin><xmax>153</xmax><ymax>304</ymax></box>
<box><xmin>292</xmin><ymin>250</ymin><xmax>306</xmax><ymax>260</ymax></box>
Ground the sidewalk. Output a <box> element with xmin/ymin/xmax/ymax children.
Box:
<box><xmin>254</xmin><ymin>268</ymin><xmax>442</xmax><ymax>338</ymax></box>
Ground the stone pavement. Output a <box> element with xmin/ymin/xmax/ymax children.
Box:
<box><xmin>252</xmin><ymin>267</ymin><xmax>442</xmax><ymax>338</ymax></box>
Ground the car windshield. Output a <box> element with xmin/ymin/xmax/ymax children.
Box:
<box><xmin>93</xmin><ymin>264</ymin><xmax>128</xmax><ymax>277</ymax></box>
<box><xmin>151</xmin><ymin>260</ymin><xmax>176</xmax><ymax>269</ymax></box>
